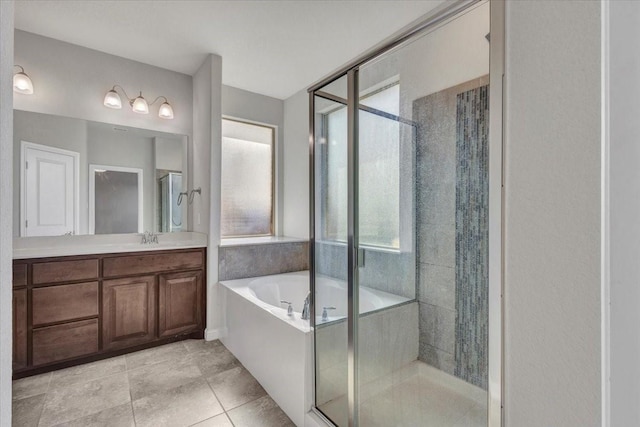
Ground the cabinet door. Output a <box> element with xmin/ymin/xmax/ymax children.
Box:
<box><xmin>13</xmin><ymin>289</ymin><xmax>27</xmax><ymax>370</ymax></box>
<box><xmin>159</xmin><ymin>271</ymin><xmax>203</xmax><ymax>337</ymax></box>
<box><xmin>102</xmin><ymin>275</ymin><xmax>157</xmax><ymax>350</ymax></box>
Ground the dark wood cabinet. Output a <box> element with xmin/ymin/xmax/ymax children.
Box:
<box><xmin>12</xmin><ymin>248</ymin><xmax>206</xmax><ymax>378</ymax></box>
<box><xmin>32</xmin><ymin>282</ymin><xmax>99</xmax><ymax>327</ymax></box>
<box><xmin>102</xmin><ymin>275</ymin><xmax>157</xmax><ymax>350</ymax></box>
<box><xmin>159</xmin><ymin>271</ymin><xmax>203</xmax><ymax>337</ymax></box>
<box><xmin>12</xmin><ymin>289</ymin><xmax>27</xmax><ymax>370</ymax></box>
<box><xmin>32</xmin><ymin>319</ymin><xmax>99</xmax><ymax>366</ymax></box>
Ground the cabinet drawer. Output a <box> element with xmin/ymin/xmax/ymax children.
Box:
<box><xmin>33</xmin><ymin>282</ymin><xmax>99</xmax><ymax>326</ymax></box>
<box><xmin>13</xmin><ymin>264</ymin><xmax>27</xmax><ymax>288</ymax></box>
<box><xmin>33</xmin><ymin>259</ymin><xmax>99</xmax><ymax>285</ymax></box>
<box><xmin>32</xmin><ymin>319</ymin><xmax>99</xmax><ymax>366</ymax></box>
<box><xmin>103</xmin><ymin>250</ymin><xmax>203</xmax><ymax>277</ymax></box>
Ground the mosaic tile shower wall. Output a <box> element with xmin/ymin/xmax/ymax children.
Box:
<box><xmin>413</xmin><ymin>76</ymin><xmax>489</xmax><ymax>390</ymax></box>
<box><xmin>454</xmin><ymin>84</ymin><xmax>489</xmax><ymax>389</ymax></box>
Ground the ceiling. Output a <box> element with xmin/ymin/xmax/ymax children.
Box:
<box><xmin>14</xmin><ymin>0</ymin><xmax>444</xmax><ymax>100</ymax></box>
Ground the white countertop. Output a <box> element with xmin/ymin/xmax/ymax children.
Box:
<box><xmin>219</xmin><ymin>236</ymin><xmax>308</xmax><ymax>247</ymax></box>
<box><xmin>13</xmin><ymin>232</ymin><xmax>208</xmax><ymax>259</ymax></box>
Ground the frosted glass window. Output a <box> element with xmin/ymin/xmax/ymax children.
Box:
<box><xmin>221</xmin><ymin>119</ymin><xmax>274</xmax><ymax>237</ymax></box>
<box><xmin>324</xmin><ymin>83</ymin><xmax>400</xmax><ymax>248</ymax></box>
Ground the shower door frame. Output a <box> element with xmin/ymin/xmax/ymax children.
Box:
<box><xmin>308</xmin><ymin>0</ymin><xmax>505</xmax><ymax>425</ymax></box>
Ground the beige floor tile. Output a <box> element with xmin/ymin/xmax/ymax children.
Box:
<box><xmin>12</xmin><ymin>372</ymin><xmax>51</xmax><ymax>401</ymax></box>
<box><xmin>227</xmin><ymin>395</ymin><xmax>295</xmax><ymax>427</ymax></box>
<box><xmin>128</xmin><ymin>358</ymin><xmax>202</xmax><ymax>400</ymax></box>
<box><xmin>125</xmin><ymin>341</ymin><xmax>188</xmax><ymax>371</ymax></box>
<box><xmin>38</xmin><ymin>373</ymin><xmax>130</xmax><ymax>427</ymax></box>
<box><xmin>132</xmin><ymin>378</ymin><xmax>224</xmax><ymax>427</ymax></box>
<box><xmin>51</xmin><ymin>402</ymin><xmax>135</xmax><ymax>427</ymax></box>
<box><xmin>186</xmin><ymin>341</ymin><xmax>241</xmax><ymax>377</ymax></box>
<box><xmin>12</xmin><ymin>340</ymin><xmax>292</xmax><ymax>427</ymax></box>
<box><xmin>189</xmin><ymin>413</ymin><xmax>234</xmax><ymax>427</ymax></box>
<box><xmin>207</xmin><ymin>366</ymin><xmax>266</xmax><ymax>411</ymax></box>
<box><xmin>12</xmin><ymin>394</ymin><xmax>45</xmax><ymax>427</ymax></box>
<box><xmin>49</xmin><ymin>357</ymin><xmax>126</xmax><ymax>389</ymax></box>
<box><xmin>182</xmin><ymin>339</ymin><xmax>222</xmax><ymax>353</ymax></box>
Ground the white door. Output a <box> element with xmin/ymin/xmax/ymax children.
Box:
<box><xmin>21</xmin><ymin>142</ymin><xmax>79</xmax><ymax>236</ymax></box>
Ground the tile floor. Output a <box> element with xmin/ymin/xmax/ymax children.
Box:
<box><xmin>12</xmin><ymin>340</ymin><xmax>295</xmax><ymax>427</ymax></box>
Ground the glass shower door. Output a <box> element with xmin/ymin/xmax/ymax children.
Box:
<box><xmin>356</xmin><ymin>3</ymin><xmax>490</xmax><ymax>425</ymax></box>
<box><xmin>311</xmin><ymin>2</ymin><xmax>494</xmax><ymax>426</ymax></box>
<box><xmin>313</xmin><ymin>75</ymin><xmax>350</xmax><ymax>427</ymax></box>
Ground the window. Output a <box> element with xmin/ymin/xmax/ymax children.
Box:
<box><xmin>323</xmin><ymin>83</ymin><xmax>401</xmax><ymax>249</ymax></box>
<box><xmin>221</xmin><ymin>118</ymin><xmax>275</xmax><ymax>237</ymax></box>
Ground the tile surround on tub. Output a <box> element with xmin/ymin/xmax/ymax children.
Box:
<box><xmin>218</xmin><ymin>240</ymin><xmax>309</xmax><ymax>281</ymax></box>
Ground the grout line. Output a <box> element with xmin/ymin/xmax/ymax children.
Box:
<box><xmin>34</xmin><ymin>391</ymin><xmax>48</xmax><ymax>427</ymax></box>
<box><xmin>202</xmin><ymin>369</ymin><xmax>231</xmax><ymax>424</ymax></box>
<box><xmin>127</xmin><ymin>371</ymin><xmax>138</xmax><ymax>427</ymax></box>
<box><xmin>44</xmin><ymin>371</ymin><xmax>53</xmax><ymax>395</ymax></box>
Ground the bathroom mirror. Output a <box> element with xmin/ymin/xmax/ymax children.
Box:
<box><xmin>13</xmin><ymin>110</ymin><xmax>189</xmax><ymax>237</ymax></box>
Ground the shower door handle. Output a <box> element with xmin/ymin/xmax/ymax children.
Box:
<box><xmin>357</xmin><ymin>247</ymin><xmax>365</xmax><ymax>268</ymax></box>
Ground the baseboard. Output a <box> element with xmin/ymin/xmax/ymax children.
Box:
<box><xmin>205</xmin><ymin>327</ymin><xmax>228</xmax><ymax>341</ymax></box>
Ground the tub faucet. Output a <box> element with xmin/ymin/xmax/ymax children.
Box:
<box><xmin>301</xmin><ymin>292</ymin><xmax>310</xmax><ymax>320</ymax></box>
<box><xmin>322</xmin><ymin>306</ymin><xmax>336</xmax><ymax>322</ymax></box>
<box><xmin>280</xmin><ymin>300</ymin><xmax>294</xmax><ymax>317</ymax></box>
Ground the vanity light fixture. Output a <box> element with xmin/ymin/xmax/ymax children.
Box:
<box><xmin>103</xmin><ymin>85</ymin><xmax>174</xmax><ymax>119</ymax></box>
<box><xmin>13</xmin><ymin>65</ymin><xmax>34</xmax><ymax>95</ymax></box>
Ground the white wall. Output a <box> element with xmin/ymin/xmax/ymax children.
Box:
<box><xmin>0</xmin><ymin>1</ymin><xmax>13</xmax><ymax>425</ymax></box>
<box><xmin>504</xmin><ymin>1</ymin><xmax>602</xmax><ymax>426</ymax></box>
<box><xmin>609</xmin><ymin>1</ymin><xmax>640</xmax><ymax>425</ymax></box>
<box><xmin>222</xmin><ymin>85</ymin><xmax>284</xmax><ymax>235</ymax></box>
<box><xmin>192</xmin><ymin>54</ymin><xmax>224</xmax><ymax>339</ymax></box>
<box><xmin>283</xmin><ymin>89</ymin><xmax>309</xmax><ymax>239</ymax></box>
<box><xmin>281</xmin><ymin>3</ymin><xmax>489</xmax><ymax>241</ymax></box>
<box><xmin>13</xmin><ymin>30</ymin><xmax>192</xmax><ymax>137</ymax></box>
<box><xmin>155</xmin><ymin>137</ymin><xmax>183</xmax><ymax>172</ymax></box>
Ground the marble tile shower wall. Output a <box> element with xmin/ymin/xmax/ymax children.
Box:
<box><xmin>218</xmin><ymin>241</ymin><xmax>309</xmax><ymax>281</ymax></box>
<box><xmin>454</xmin><ymin>84</ymin><xmax>489</xmax><ymax>390</ymax></box>
<box><xmin>413</xmin><ymin>76</ymin><xmax>489</xmax><ymax>389</ymax></box>
<box><xmin>315</xmin><ymin>242</ymin><xmax>415</xmax><ymax>300</ymax></box>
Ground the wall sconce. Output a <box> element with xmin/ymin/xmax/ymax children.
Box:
<box><xmin>13</xmin><ymin>65</ymin><xmax>34</xmax><ymax>95</ymax></box>
<box><xmin>103</xmin><ymin>85</ymin><xmax>174</xmax><ymax>119</ymax></box>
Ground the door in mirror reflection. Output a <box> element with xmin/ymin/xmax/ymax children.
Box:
<box><xmin>21</xmin><ymin>141</ymin><xmax>79</xmax><ymax>237</ymax></box>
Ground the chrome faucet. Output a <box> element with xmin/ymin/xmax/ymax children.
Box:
<box><xmin>281</xmin><ymin>300</ymin><xmax>294</xmax><ymax>317</ymax></box>
<box><xmin>322</xmin><ymin>306</ymin><xmax>336</xmax><ymax>322</ymax></box>
<box><xmin>141</xmin><ymin>231</ymin><xmax>159</xmax><ymax>244</ymax></box>
<box><xmin>301</xmin><ymin>292</ymin><xmax>310</xmax><ymax>320</ymax></box>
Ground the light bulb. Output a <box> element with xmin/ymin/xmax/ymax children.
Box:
<box><xmin>103</xmin><ymin>89</ymin><xmax>122</xmax><ymax>109</ymax></box>
<box><xmin>158</xmin><ymin>101</ymin><xmax>174</xmax><ymax>119</ymax></box>
<box><xmin>13</xmin><ymin>72</ymin><xmax>34</xmax><ymax>95</ymax></box>
<box><xmin>131</xmin><ymin>93</ymin><xmax>149</xmax><ymax>114</ymax></box>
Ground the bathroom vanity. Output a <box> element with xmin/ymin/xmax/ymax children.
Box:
<box><xmin>11</xmin><ymin>235</ymin><xmax>207</xmax><ymax>378</ymax></box>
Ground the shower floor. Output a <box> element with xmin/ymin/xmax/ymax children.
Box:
<box><xmin>318</xmin><ymin>361</ymin><xmax>487</xmax><ymax>427</ymax></box>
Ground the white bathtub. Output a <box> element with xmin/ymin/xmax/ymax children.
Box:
<box><xmin>219</xmin><ymin>271</ymin><xmax>414</xmax><ymax>427</ymax></box>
